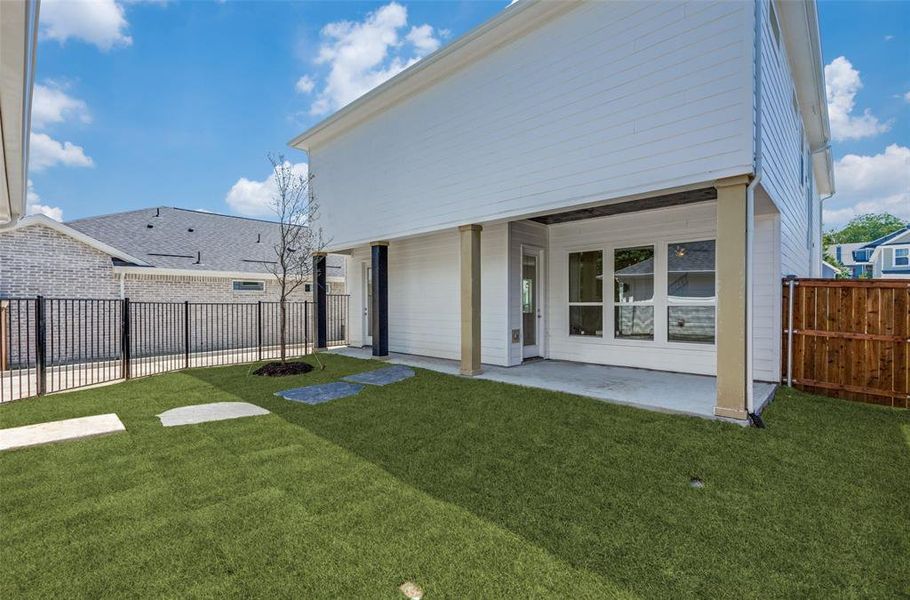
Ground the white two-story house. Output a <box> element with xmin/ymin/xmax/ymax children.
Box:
<box><xmin>292</xmin><ymin>0</ymin><xmax>833</xmax><ymax>422</ymax></box>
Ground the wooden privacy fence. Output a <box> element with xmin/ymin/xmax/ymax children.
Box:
<box><xmin>782</xmin><ymin>278</ymin><xmax>909</xmax><ymax>408</ymax></box>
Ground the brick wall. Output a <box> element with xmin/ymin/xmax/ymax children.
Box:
<box><xmin>1</xmin><ymin>224</ymin><xmax>346</xmax><ymax>302</ymax></box>
<box><xmin>0</xmin><ymin>224</ymin><xmax>120</xmax><ymax>298</ymax></box>
<box><xmin>1</xmin><ymin>225</ymin><xmax>348</xmax><ymax>367</ymax></box>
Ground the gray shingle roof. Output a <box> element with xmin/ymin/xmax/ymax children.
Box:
<box><xmin>66</xmin><ymin>207</ymin><xmax>345</xmax><ymax>276</ymax></box>
<box><xmin>615</xmin><ymin>241</ymin><xmax>715</xmax><ymax>276</ymax></box>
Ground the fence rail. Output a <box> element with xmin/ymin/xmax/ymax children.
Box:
<box><xmin>0</xmin><ymin>295</ymin><xmax>348</xmax><ymax>403</ymax></box>
<box><xmin>782</xmin><ymin>278</ymin><xmax>909</xmax><ymax>408</ymax></box>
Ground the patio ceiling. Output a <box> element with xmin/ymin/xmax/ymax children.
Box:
<box><xmin>529</xmin><ymin>187</ymin><xmax>717</xmax><ymax>225</ymax></box>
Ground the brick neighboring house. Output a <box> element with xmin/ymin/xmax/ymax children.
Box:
<box><xmin>0</xmin><ymin>207</ymin><xmax>346</xmax><ymax>301</ymax></box>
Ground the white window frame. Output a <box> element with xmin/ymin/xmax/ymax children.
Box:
<box><xmin>232</xmin><ymin>280</ymin><xmax>265</xmax><ymax>292</ymax></box>
<box><xmin>567</xmin><ymin>249</ymin><xmax>604</xmax><ymax>338</ymax></box>
<box><xmin>894</xmin><ymin>247</ymin><xmax>909</xmax><ymax>267</ymax></box>
<box><xmin>666</xmin><ymin>240</ymin><xmax>717</xmax><ymax>346</ymax></box>
<box><xmin>612</xmin><ymin>244</ymin><xmax>657</xmax><ymax>342</ymax></box>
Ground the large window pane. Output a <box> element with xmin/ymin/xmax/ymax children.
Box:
<box><xmin>570</xmin><ymin>306</ymin><xmax>603</xmax><ymax>337</ymax></box>
<box><xmin>667</xmin><ymin>240</ymin><xmax>715</xmax><ymax>299</ymax></box>
<box><xmin>668</xmin><ymin>306</ymin><xmax>715</xmax><ymax>343</ymax></box>
<box><xmin>569</xmin><ymin>251</ymin><xmax>603</xmax><ymax>303</ymax></box>
<box><xmin>614</xmin><ymin>306</ymin><xmax>654</xmax><ymax>340</ymax></box>
<box><xmin>614</xmin><ymin>246</ymin><xmax>654</xmax><ymax>303</ymax></box>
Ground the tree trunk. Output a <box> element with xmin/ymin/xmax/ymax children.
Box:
<box><xmin>279</xmin><ymin>297</ymin><xmax>287</xmax><ymax>363</ymax></box>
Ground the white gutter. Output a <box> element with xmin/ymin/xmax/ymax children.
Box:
<box><xmin>745</xmin><ymin>0</ymin><xmax>765</xmax><ymax>415</ymax></box>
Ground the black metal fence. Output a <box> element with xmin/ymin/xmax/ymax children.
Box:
<box><xmin>0</xmin><ymin>295</ymin><xmax>348</xmax><ymax>402</ymax></box>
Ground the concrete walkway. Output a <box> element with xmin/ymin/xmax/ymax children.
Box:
<box><xmin>330</xmin><ymin>347</ymin><xmax>776</xmax><ymax>421</ymax></box>
<box><xmin>158</xmin><ymin>402</ymin><xmax>270</xmax><ymax>427</ymax></box>
<box><xmin>0</xmin><ymin>414</ymin><xmax>126</xmax><ymax>451</ymax></box>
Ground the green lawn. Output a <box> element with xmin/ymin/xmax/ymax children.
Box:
<box><xmin>1</xmin><ymin>354</ymin><xmax>908</xmax><ymax>599</ymax></box>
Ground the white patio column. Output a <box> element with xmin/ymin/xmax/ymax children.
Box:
<box><xmin>714</xmin><ymin>175</ymin><xmax>750</xmax><ymax>420</ymax></box>
<box><xmin>459</xmin><ymin>224</ymin><xmax>482</xmax><ymax>376</ymax></box>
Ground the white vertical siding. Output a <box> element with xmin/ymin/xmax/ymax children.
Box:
<box><xmin>312</xmin><ymin>1</ymin><xmax>754</xmax><ymax>249</ymax></box>
<box><xmin>752</xmin><ymin>213</ymin><xmax>781</xmax><ymax>382</ymax></box>
<box><xmin>758</xmin><ymin>0</ymin><xmax>814</xmax><ymax>277</ymax></box>
<box><xmin>546</xmin><ymin>203</ymin><xmax>718</xmax><ymax>375</ymax></box>
<box><xmin>345</xmin><ymin>225</ymin><xmax>510</xmax><ymax>366</ymax></box>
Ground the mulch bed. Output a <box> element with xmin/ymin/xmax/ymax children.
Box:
<box><xmin>253</xmin><ymin>362</ymin><xmax>314</xmax><ymax>377</ymax></box>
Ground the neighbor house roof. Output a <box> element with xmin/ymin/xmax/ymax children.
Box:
<box><xmin>615</xmin><ymin>241</ymin><xmax>715</xmax><ymax>277</ymax></box>
<box><xmin>16</xmin><ymin>208</ymin><xmax>344</xmax><ymax>278</ymax></box>
<box><xmin>859</xmin><ymin>226</ymin><xmax>910</xmax><ymax>250</ymax></box>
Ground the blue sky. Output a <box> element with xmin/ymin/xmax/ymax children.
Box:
<box><xmin>27</xmin><ymin>0</ymin><xmax>910</xmax><ymax>230</ymax></box>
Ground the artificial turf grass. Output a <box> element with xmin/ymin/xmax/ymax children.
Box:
<box><xmin>2</xmin><ymin>354</ymin><xmax>908</xmax><ymax>598</ymax></box>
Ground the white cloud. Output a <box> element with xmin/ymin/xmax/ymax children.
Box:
<box><xmin>26</xmin><ymin>180</ymin><xmax>63</xmax><ymax>222</ymax></box>
<box><xmin>225</xmin><ymin>162</ymin><xmax>308</xmax><ymax>217</ymax></box>
<box><xmin>29</xmin><ymin>132</ymin><xmax>94</xmax><ymax>171</ymax></box>
<box><xmin>40</xmin><ymin>0</ymin><xmax>132</xmax><ymax>50</ymax></box>
<box><xmin>884</xmin><ymin>34</ymin><xmax>894</xmax><ymax>41</ymax></box>
<box><xmin>31</xmin><ymin>83</ymin><xmax>91</xmax><ymax>129</ymax></box>
<box><xmin>904</xmin><ymin>90</ymin><xmax>910</xmax><ymax>103</ymax></box>
<box><xmin>824</xmin><ymin>56</ymin><xmax>890</xmax><ymax>141</ymax></box>
<box><xmin>306</xmin><ymin>2</ymin><xmax>441</xmax><ymax>115</ymax></box>
<box><xmin>295</xmin><ymin>75</ymin><xmax>315</xmax><ymax>94</ymax></box>
<box><xmin>406</xmin><ymin>24</ymin><xmax>441</xmax><ymax>54</ymax></box>
<box><xmin>823</xmin><ymin>144</ymin><xmax>910</xmax><ymax>228</ymax></box>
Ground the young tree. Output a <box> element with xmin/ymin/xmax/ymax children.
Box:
<box><xmin>826</xmin><ymin>213</ymin><xmax>907</xmax><ymax>244</ymax></box>
<box><xmin>264</xmin><ymin>154</ymin><xmax>326</xmax><ymax>364</ymax></box>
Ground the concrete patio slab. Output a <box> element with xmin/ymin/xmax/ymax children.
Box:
<box><xmin>158</xmin><ymin>402</ymin><xmax>270</xmax><ymax>427</ymax></box>
<box><xmin>330</xmin><ymin>346</ymin><xmax>776</xmax><ymax>421</ymax></box>
<box><xmin>342</xmin><ymin>365</ymin><xmax>415</xmax><ymax>386</ymax></box>
<box><xmin>276</xmin><ymin>382</ymin><xmax>364</xmax><ymax>405</ymax></box>
<box><xmin>0</xmin><ymin>413</ymin><xmax>126</xmax><ymax>452</ymax></box>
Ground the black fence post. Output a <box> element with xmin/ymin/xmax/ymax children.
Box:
<box><xmin>257</xmin><ymin>301</ymin><xmax>263</xmax><ymax>362</ymax></box>
<box><xmin>35</xmin><ymin>295</ymin><xmax>47</xmax><ymax>396</ymax></box>
<box><xmin>304</xmin><ymin>300</ymin><xmax>309</xmax><ymax>354</ymax></box>
<box><xmin>121</xmin><ymin>297</ymin><xmax>131</xmax><ymax>380</ymax></box>
<box><xmin>184</xmin><ymin>301</ymin><xmax>190</xmax><ymax>369</ymax></box>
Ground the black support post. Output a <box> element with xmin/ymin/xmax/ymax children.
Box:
<box><xmin>121</xmin><ymin>298</ymin><xmax>131</xmax><ymax>380</ymax></box>
<box><xmin>371</xmin><ymin>242</ymin><xmax>389</xmax><ymax>358</ymax></box>
<box><xmin>35</xmin><ymin>296</ymin><xmax>47</xmax><ymax>396</ymax></box>
<box><xmin>313</xmin><ymin>253</ymin><xmax>327</xmax><ymax>350</ymax></box>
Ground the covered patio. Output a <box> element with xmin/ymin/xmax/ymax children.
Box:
<box><xmin>330</xmin><ymin>346</ymin><xmax>775</xmax><ymax>421</ymax></box>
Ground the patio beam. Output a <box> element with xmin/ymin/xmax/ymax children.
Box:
<box><xmin>459</xmin><ymin>224</ymin><xmax>482</xmax><ymax>376</ymax></box>
<box><xmin>371</xmin><ymin>241</ymin><xmax>389</xmax><ymax>358</ymax></box>
<box><xmin>714</xmin><ymin>175</ymin><xmax>750</xmax><ymax>420</ymax></box>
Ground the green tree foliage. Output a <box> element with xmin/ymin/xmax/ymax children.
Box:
<box><xmin>826</xmin><ymin>213</ymin><xmax>907</xmax><ymax>244</ymax></box>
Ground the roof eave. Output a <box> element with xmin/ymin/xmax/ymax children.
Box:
<box><xmin>0</xmin><ymin>0</ymin><xmax>39</xmax><ymax>229</ymax></box>
<box><xmin>777</xmin><ymin>0</ymin><xmax>833</xmax><ymax>196</ymax></box>
<box><xmin>11</xmin><ymin>214</ymin><xmax>153</xmax><ymax>266</ymax></box>
<box><xmin>288</xmin><ymin>0</ymin><xmax>581</xmax><ymax>153</ymax></box>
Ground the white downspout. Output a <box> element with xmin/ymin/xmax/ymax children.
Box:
<box><xmin>745</xmin><ymin>0</ymin><xmax>764</xmax><ymax>414</ymax></box>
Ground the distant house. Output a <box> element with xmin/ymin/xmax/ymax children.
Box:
<box><xmin>820</xmin><ymin>261</ymin><xmax>842</xmax><ymax>279</ymax></box>
<box><xmin>0</xmin><ymin>207</ymin><xmax>346</xmax><ymax>301</ymax></box>
<box><xmin>827</xmin><ymin>241</ymin><xmax>872</xmax><ymax>278</ymax></box>
<box><xmin>857</xmin><ymin>226</ymin><xmax>910</xmax><ymax>279</ymax></box>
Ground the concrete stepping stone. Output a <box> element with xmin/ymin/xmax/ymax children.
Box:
<box><xmin>343</xmin><ymin>365</ymin><xmax>415</xmax><ymax>386</ymax></box>
<box><xmin>276</xmin><ymin>382</ymin><xmax>363</xmax><ymax>405</ymax></box>
<box><xmin>0</xmin><ymin>414</ymin><xmax>125</xmax><ymax>452</ymax></box>
<box><xmin>158</xmin><ymin>402</ymin><xmax>270</xmax><ymax>427</ymax></box>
